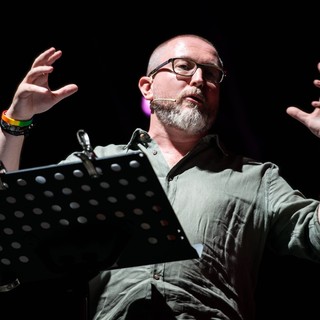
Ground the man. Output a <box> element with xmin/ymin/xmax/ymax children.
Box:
<box><xmin>1</xmin><ymin>34</ymin><xmax>320</xmax><ymax>319</ymax></box>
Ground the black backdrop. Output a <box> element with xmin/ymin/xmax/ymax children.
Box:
<box><xmin>0</xmin><ymin>3</ymin><xmax>320</xmax><ymax>319</ymax></box>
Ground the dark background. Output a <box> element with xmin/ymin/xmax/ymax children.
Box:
<box><xmin>0</xmin><ymin>3</ymin><xmax>320</xmax><ymax>319</ymax></box>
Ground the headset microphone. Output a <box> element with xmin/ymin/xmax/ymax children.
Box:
<box><xmin>152</xmin><ymin>98</ymin><xmax>176</xmax><ymax>102</ymax></box>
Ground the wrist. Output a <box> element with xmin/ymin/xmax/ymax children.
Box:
<box><xmin>4</xmin><ymin>108</ymin><xmax>34</xmax><ymax>122</ymax></box>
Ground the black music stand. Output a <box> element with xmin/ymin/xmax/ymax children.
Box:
<box><xmin>0</xmin><ymin>151</ymin><xmax>199</xmax><ymax>292</ymax></box>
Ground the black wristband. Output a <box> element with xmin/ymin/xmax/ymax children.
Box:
<box><xmin>0</xmin><ymin>119</ymin><xmax>33</xmax><ymax>136</ymax></box>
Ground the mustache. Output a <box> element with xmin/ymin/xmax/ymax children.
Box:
<box><xmin>153</xmin><ymin>89</ymin><xmax>204</xmax><ymax>101</ymax></box>
<box><xmin>181</xmin><ymin>89</ymin><xmax>205</xmax><ymax>102</ymax></box>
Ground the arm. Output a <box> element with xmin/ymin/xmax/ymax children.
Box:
<box><xmin>0</xmin><ymin>47</ymin><xmax>78</xmax><ymax>171</ymax></box>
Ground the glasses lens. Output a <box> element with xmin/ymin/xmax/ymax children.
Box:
<box><xmin>202</xmin><ymin>66</ymin><xmax>223</xmax><ymax>83</ymax></box>
<box><xmin>173</xmin><ymin>58</ymin><xmax>223</xmax><ymax>83</ymax></box>
<box><xmin>173</xmin><ymin>59</ymin><xmax>197</xmax><ymax>76</ymax></box>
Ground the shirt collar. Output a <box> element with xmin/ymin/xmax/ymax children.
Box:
<box><xmin>124</xmin><ymin>128</ymin><xmax>228</xmax><ymax>156</ymax></box>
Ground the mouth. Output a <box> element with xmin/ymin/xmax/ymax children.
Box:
<box><xmin>185</xmin><ymin>94</ymin><xmax>204</xmax><ymax>105</ymax></box>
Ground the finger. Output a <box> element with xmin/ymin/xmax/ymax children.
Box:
<box><xmin>24</xmin><ymin>66</ymin><xmax>54</xmax><ymax>83</ymax></box>
<box><xmin>51</xmin><ymin>84</ymin><xmax>79</xmax><ymax>101</ymax></box>
<box><xmin>17</xmin><ymin>83</ymin><xmax>51</xmax><ymax>97</ymax></box>
<box><xmin>31</xmin><ymin>47</ymin><xmax>62</xmax><ymax>68</ymax></box>
<box><xmin>286</xmin><ymin>106</ymin><xmax>310</xmax><ymax>125</ymax></box>
<box><xmin>314</xmin><ymin>79</ymin><xmax>320</xmax><ymax>89</ymax></box>
<box><xmin>311</xmin><ymin>98</ymin><xmax>320</xmax><ymax>108</ymax></box>
<box><xmin>31</xmin><ymin>47</ymin><xmax>55</xmax><ymax>67</ymax></box>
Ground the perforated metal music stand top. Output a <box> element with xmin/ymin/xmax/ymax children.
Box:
<box><xmin>0</xmin><ymin>152</ymin><xmax>198</xmax><ymax>291</ymax></box>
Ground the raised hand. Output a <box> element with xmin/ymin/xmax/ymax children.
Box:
<box><xmin>286</xmin><ymin>62</ymin><xmax>320</xmax><ymax>137</ymax></box>
<box><xmin>6</xmin><ymin>47</ymin><xmax>78</xmax><ymax>120</ymax></box>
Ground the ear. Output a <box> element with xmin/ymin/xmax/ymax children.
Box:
<box><xmin>138</xmin><ymin>76</ymin><xmax>153</xmax><ymax>101</ymax></box>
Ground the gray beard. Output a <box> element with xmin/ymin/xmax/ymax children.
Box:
<box><xmin>153</xmin><ymin>103</ymin><xmax>213</xmax><ymax>135</ymax></box>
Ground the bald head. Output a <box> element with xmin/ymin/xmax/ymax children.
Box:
<box><xmin>146</xmin><ymin>34</ymin><xmax>223</xmax><ymax>76</ymax></box>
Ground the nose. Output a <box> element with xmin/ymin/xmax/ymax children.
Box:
<box><xmin>189</xmin><ymin>67</ymin><xmax>205</xmax><ymax>87</ymax></box>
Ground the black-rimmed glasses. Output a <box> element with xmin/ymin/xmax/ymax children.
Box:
<box><xmin>147</xmin><ymin>57</ymin><xmax>226</xmax><ymax>84</ymax></box>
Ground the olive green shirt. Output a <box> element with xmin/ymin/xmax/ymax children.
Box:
<box><xmin>63</xmin><ymin>129</ymin><xmax>320</xmax><ymax>320</ymax></box>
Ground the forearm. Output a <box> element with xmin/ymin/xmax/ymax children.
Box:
<box><xmin>0</xmin><ymin>130</ymin><xmax>24</xmax><ymax>171</ymax></box>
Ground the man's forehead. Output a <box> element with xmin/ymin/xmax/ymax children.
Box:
<box><xmin>169</xmin><ymin>39</ymin><xmax>218</xmax><ymax>62</ymax></box>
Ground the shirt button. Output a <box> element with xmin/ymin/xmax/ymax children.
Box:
<box><xmin>153</xmin><ymin>274</ymin><xmax>160</xmax><ymax>280</ymax></box>
<box><xmin>152</xmin><ymin>150</ymin><xmax>157</xmax><ymax>155</ymax></box>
